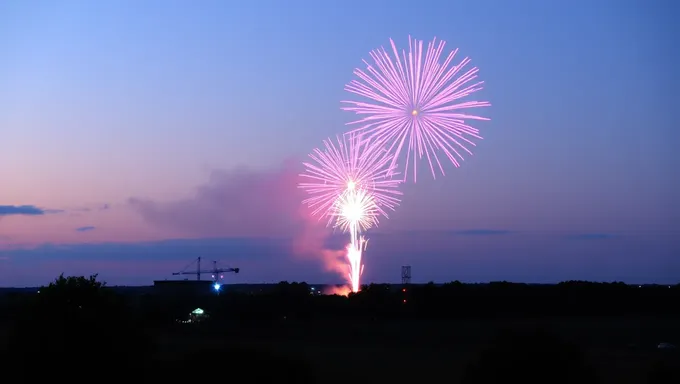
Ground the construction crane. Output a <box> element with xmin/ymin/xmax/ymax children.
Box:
<box><xmin>172</xmin><ymin>257</ymin><xmax>240</xmax><ymax>290</ymax></box>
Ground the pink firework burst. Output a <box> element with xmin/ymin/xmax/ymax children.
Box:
<box><xmin>299</xmin><ymin>134</ymin><xmax>402</xmax><ymax>225</ymax></box>
<box><xmin>342</xmin><ymin>36</ymin><xmax>491</xmax><ymax>182</ymax></box>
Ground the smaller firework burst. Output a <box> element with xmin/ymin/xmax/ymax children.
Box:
<box><xmin>299</xmin><ymin>134</ymin><xmax>402</xmax><ymax>225</ymax></box>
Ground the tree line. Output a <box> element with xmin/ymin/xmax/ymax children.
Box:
<box><xmin>0</xmin><ymin>275</ymin><xmax>679</xmax><ymax>383</ymax></box>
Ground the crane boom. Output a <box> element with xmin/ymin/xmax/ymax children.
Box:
<box><xmin>171</xmin><ymin>257</ymin><xmax>240</xmax><ymax>282</ymax></box>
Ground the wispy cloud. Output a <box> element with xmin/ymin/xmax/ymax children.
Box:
<box><xmin>567</xmin><ymin>233</ymin><xmax>616</xmax><ymax>240</ymax></box>
<box><xmin>75</xmin><ymin>226</ymin><xmax>96</xmax><ymax>232</ymax></box>
<box><xmin>0</xmin><ymin>205</ymin><xmax>46</xmax><ymax>216</ymax></box>
<box><xmin>43</xmin><ymin>209</ymin><xmax>65</xmax><ymax>214</ymax></box>
<box><xmin>67</xmin><ymin>203</ymin><xmax>111</xmax><ymax>213</ymax></box>
<box><xmin>454</xmin><ymin>229</ymin><xmax>511</xmax><ymax>236</ymax></box>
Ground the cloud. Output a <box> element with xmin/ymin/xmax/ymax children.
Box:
<box><xmin>0</xmin><ymin>205</ymin><xmax>46</xmax><ymax>216</ymax></box>
<box><xmin>6</xmin><ymin>237</ymin><xmax>288</xmax><ymax>263</ymax></box>
<box><xmin>567</xmin><ymin>233</ymin><xmax>616</xmax><ymax>240</ymax></box>
<box><xmin>128</xmin><ymin>159</ymin><xmax>318</xmax><ymax>239</ymax></box>
<box><xmin>454</xmin><ymin>229</ymin><xmax>511</xmax><ymax>236</ymax></box>
<box><xmin>67</xmin><ymin>203</ymin><xmax>111</xmax><ymax>216</ymax></box>
<box><xmin>75</xmin><ymin>226</ymin><xmax>96</xmax><ymax>232</ymax></box>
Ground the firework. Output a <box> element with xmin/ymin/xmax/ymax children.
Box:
<box><xmin>300</xmin><ymin>134</ymin><xmax>401</xmax><ymax>292</ymax></box>
<box><xmin>299</xmin><ymin>134</ymin><xmax>402</xmax><ymax>224</ymax></box>
<box><xmin>342</xmin><ymin>36</ymin><xmax>491</xmax><ymax>182</ymax></box>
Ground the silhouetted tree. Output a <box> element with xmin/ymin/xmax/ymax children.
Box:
<box><xmin>6</xmin><ymin>274</ymin><xmax>152</xmax><ymax>377</ymax></box>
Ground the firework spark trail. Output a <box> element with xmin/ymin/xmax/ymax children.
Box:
<box><xmin>332</xmin><ymin>189</ymin><xmax>376</xmax><ymax>292</ymax></box>
<box><xmin>345</xmin><ymin>238</ymin><xmax>367</xmax><ymax>293</ymax></box>
<box><xmin>300</xmin><ymin>134</ymin><xmax>401</xmax><ymax>292</ymax></box>
<box><xmin>342</xmin><ymin>36</ymin><xmax>491</xmax><ymax>182</ymax></box>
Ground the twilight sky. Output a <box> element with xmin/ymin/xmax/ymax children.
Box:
<box><xmin>1</xmin><ymin>0</ymin><xmax>678</xmax><ymax>287</ymax></box>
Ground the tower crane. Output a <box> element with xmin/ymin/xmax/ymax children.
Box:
<box><xmin>172</xmin><ymin>257</ymin><xmax>240</xmax><ymax>290</ymax></box>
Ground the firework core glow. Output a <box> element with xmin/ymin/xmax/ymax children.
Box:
<box><xmin>300</xmin><ymin>135</ymin><xmax>402</xmax><ymax>292</ymax></box>
<box><xmin>334</xmin><ymin>187</ymin><xmax>379</xmax><ymax>234</ymax></box>
<box><xmin>342</xmin><ymin>36</ymin><xmax>491</xmax><ymax>182</ymax></box>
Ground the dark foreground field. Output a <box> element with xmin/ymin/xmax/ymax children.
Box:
<box><xmin>1</xmin><ymin>277</ymin><xmax>680</xmax><ymax>383</ymax></box>
<box><xmin>150</xmin><ymin>316</ymin><xmax>680</xmax><ymax>383</ymax></box>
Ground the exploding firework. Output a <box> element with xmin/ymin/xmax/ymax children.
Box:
<box><xmin>299</xmin><ymin>134</ymin><xmax>402</xmax><ymax>224</ymax></box>
<box><xmin>300</xmin><ymin>134</ymin><xmax>401</xmax><ymax>292</ymax></box>
<box><xmin>342</xmin><ymin>36</ymin><xmax>491</xmax><ymax>182</ymax></box>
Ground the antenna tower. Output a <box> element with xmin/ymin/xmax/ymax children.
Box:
<box><xmin>401</xmin><ymin>265</ymin><xmax>411</xmax><ymax>284</ymax></box>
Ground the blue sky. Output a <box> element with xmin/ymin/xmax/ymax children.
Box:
<box><xmin>0</xmin><ymin>0</ymin><xmax>678</xmax><ymax>286</ymax></box>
